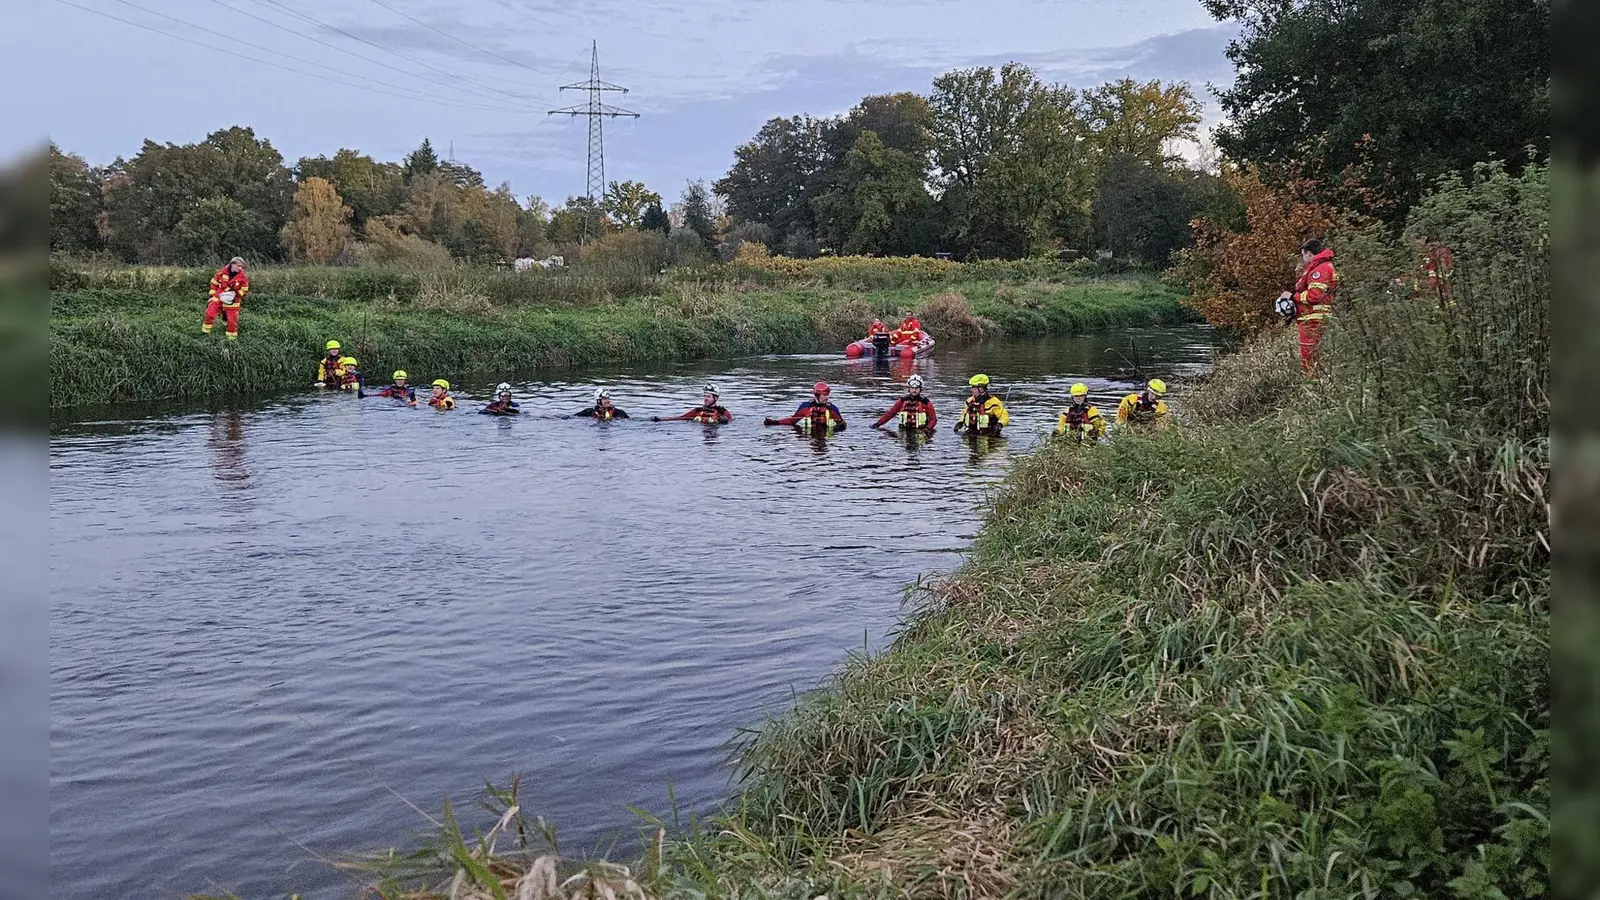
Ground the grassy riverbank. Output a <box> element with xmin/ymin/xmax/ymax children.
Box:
<box><xmin>51</xmin><ymin>259</ymin><xmax>1187</xmax><ymax>409</ymax></box>
<box><xmin>293</xmin><ymin>165</ymin><xmax>1548</xmax><ymax>900</ymax></box>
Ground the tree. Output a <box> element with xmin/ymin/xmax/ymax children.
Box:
<box><xmin>680</xmin><ymin>180</ymin><xmax>717</xmax><ymax>251</ymax></box>
<box><xmin>1202</xmin><ymin>0</ymin><xmax>1550</xmax><ymax>214</ymax></box>
<box><xmin>639</xmin><ymin>200</ymin><xmax>670</xmax><ymax>235</ymax></box>
<box><xmin>280</xmin><ymin>176</ymin><xmax>354</xmax><ymax>263</ymax></box>
<box><xmin>294</xmin><ymin>150</ymin><xmax>404</xmax><ymax>233</ymax></box>
<box><xmin>1090</xmin><ymin>153</ymin><xmax>1199</xmax><ymax>264</ymax></box>
<box><xmin>812</xmin><ymin>131</ymin><xmax>937</xmax><ymax>256</ymax></box>
<box><xmin>603</xmin><ymin>180</ymin><xmax>663</xmax><ymax>229</ymax></box>
<box><xmin>175</xmin><ymin>197</ymin><xmax>265</xmax><ymax>264</ymax></box>
<box><xmin>49</xmin><ymin>143</ymin><xmax>101</xmax><ymax>254</ymax></box>
<box><xmin>547</xmin><ymin>196</ymin><xmax>607</xmax><ymax>247</ymax></box>
<box><xmin>929</xmin><ymin>64</ymin><xmax>1097</xmax><ymax>257</ymax></box>
<box><xmin>824</xmin><ymin>92</ymin><xmax>935</xmax><ymax>160</ymax></box>
<box><xmin>1083</xmin><ymin>78</ymin><xmax>1204</xmax><ymax>168</ymax></box>
<box><xmin>713</xmin><ymin>115</ymin><xmax>830</xmax><ymax>242</ymax></box>
<box><xmin>97</xmin><ymin>126</ymin><xmax>291</xmax><ymax>263</ymax></box>
<box><xmin>402</xmin><ymin>138</ymin><xmax>440</xmax><ymax>180</ymax></box>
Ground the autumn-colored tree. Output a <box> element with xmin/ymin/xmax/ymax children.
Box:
<box><xmin>280</xmin><ymin>177</ymin><xmax>354</xmax><ymax>263</ymax></box>
<box><xmin>1083</xmin><ymin>78</ymin><xmax>1204</xmax><ymax>168</ymax></box>
<box><xmin>1173</xmin><ymin>165</ymin><xmax>1342</xmax><ymax>332</ymax></box>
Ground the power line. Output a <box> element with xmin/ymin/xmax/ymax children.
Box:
<box><xmin>359</xmin><ymin>0</ymin><xmax>563</xmax><ymax>78</ymax></box>
<box><xmin>252</xmin><ymin>0</ymin><xmax>544</xmax><ymax>106</ymax></box>
<box><xmin>50</xmin><ymin>0</ymin><xmax>520</xmax><ymax>112</ymax></box>
<box><xmin>193</xmin><ymin>0</ymin><xmax>538</xmax><ymax>109</ymax></box>
<box><xmin>98</xmin><ymin>0</ymin><xmax>522</xmax><ymax>110</ymax></box>
<box><xmin>482</xmin><ymin>0</ymin><xmax>590</xmax><ymax>43</ymax></box>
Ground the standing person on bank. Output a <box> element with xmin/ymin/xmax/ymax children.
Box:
<box><xmin>202</xmin><ymin>256</ymin><xmax>250</xmax><ymax>340</ymax></box>
<box><xmin>1278</xmin><ymin>239</ymin><xmax>1337</xmax><ymax>373</ymax></box>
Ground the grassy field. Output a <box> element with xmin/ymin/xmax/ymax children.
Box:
<box><xmin>275</xmin><ymin>164</ymin><xmax>1549</xmax><ymax>900</ymax></box>
<box><xmin>50</xmin><ymin>259</ymin><xmax>1189</xmax><ymax>409</ymax></box>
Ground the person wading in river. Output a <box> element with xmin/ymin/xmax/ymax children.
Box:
<box><xmin>316</xmin><ymin>340</ymin><xmax>345</xmax><ymax>388</ymax></box>
<box><xmin>870</xmin><ymin>374</ymin><xmax>937</xmax><ymax>433</ymax></box>
<box><xmin>480</xmin><ymin>383</ymin><xmax>521</xmax><ymax>415</ymax></box>
<box><xmin>764</xmin><ymin>382</ymin><xmax>847</xmax><ymax>432</ymax></box>
<box><xmin>1116</xmin><ymin>379</ymin><xmax>1171</xmax><ymax>433</ymax></box>
<box><xmin>652</xmin><ymin>385</ymin><xmax>733</xmax><ymax>424</ymax></box>
<box><xmin>954</xmin><ymin>374</ymin><xmax>1008</xmax><ymax>437</ymax></box>
<box><xmin>1055</xmin><ymin>382</ymin><xmax>1106</xmax><ymax>442</ymax></box>
<box><xmin>576</xmin><ymin>387</ymin><xmax>629</xmax><ymax>420</ymax></box>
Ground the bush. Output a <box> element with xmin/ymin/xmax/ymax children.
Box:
<box><xmin>578</xmin><ymin>229</ymin><xmax>671</xmax><ymax>278</ymax></box>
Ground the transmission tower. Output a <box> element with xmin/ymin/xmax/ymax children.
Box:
<box><xmin>548</xmin><ymin>41</ymin><xmax>638</xmax><ymax>241</ymax></box>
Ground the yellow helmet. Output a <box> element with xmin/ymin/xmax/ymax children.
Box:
<box><xmin>1070</xmin><ymin>382</ymin><xmax>1088</xmax><ymax>397</ymax></box>
<box><xmin>1148</xmin><ymin>378</ymin><xmax>1167</xmax><ymax>395</ymax></box>
<box><xmin>393</xmin><ymin>370</ymin><xmax>407</xmax><ymax>380</ymax></box>
<box><xmin>431</xmin><ymin>379</ymin><xmax>450</xmax><ymax>389</ymax></box>
<box><xmin>339</xmin><ymin>357</ymin><xmax>357</xmax><ymax>366</ymax></box>
<box><xmin>325</xmin><ymin>339</ymin><xmax>341</xmax><ymax>351</ymax></box>
<box><xmin>968</xmin><ymin>374</ymin><xmax>990</xmax><ymax>387</ymax></box>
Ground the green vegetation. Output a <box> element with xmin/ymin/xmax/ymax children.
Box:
<box><xmin>303</xmin><ymin>148</ymin><xmax>1547</xmax><ymax>900</ymax></box>
<box><xmin>50</xmin><ymin>260</ymin><xmax>1189</xmax><ymax>409</ymax></box>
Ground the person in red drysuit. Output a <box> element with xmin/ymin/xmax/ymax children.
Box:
<box><xmin>202</xmin><ymin>256</ymin><xmax>250</xmax><ymax>339</ymax></box>
<box><xmin>764</xmin><ymin>382</ymin><xmax>847</xmax><ymax>432</ymax></box>
<box><xmin>1277</xmin><ymin>239</ymin><xmax>1337</xmax><ymax>374</ymax></box>
<box><xmin>870</xmin><ymin>373</ymin><xmax>936</xmax><ymax>433</ymax></box>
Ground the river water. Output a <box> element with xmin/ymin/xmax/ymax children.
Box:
<box><xmin>49</xmin><ymin>327</ymin><xmax>1218</xmax><ymax>900</ymax></box>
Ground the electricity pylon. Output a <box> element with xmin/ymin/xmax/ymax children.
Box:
<box><xmin>548</xmin><ymin>41</ymin><xmax>638</xmax><ymax>242</ymax></box>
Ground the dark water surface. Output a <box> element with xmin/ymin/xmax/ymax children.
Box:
<box><xmin>50</xmin><ymin>328</ymin><xmax>1217</xmax><ymax>899</ymax></box>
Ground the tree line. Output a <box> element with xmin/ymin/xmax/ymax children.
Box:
<box><xmin>50</xmin><ymin>0</ymin><xmax>1546</xmax><ymax>270</ymax></box>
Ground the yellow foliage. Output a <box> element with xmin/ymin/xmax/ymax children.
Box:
<box><xmin>280</xmin><ymin>176</ymin><xmax>353</xmax><ymax>264</ymax></box>
<box><xmin>733</xmin><ymin>241</ymin><xmax>771</xmax><ymax>262</ymax></box>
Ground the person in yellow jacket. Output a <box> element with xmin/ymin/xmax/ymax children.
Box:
<box><xmin>1117</xmin><ymin>378</ymin><xmax>1171</xmax><ymax>433</ymax></box>
<box><xmin>315</xmin><ymin>340</ymin><xmax>345</xmax><ymax>388</ymax></box>
<box><xmin>1055</xmin><ymin>382</ymin><xmax>1106</xmax><ymax>442</ymax></box>
<box><xmin>954</xmin><ymin>373</ymin><xmax>1008</xmax><ymax>436</ymax></box>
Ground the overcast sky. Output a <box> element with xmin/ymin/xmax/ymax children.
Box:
<box><xmin>17</xmin><ymin>0</ymin><xmax>1238</xmax><ymax>205</ymax></box>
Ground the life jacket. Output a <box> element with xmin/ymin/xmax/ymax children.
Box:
<box><xmin>429</xmin><ymin>395</ymin><xmax>455</xmax><ymax>409</ymax></box>
<box><xmin>210</xmin><ymin>268</ymin><xmax>248</xmax><ymax>302</ymax></box>
<box><xmin>962</xmin><ymin>395</ymin><xmax>1002</xmax><ymax>433</ymax></box>
<box><xmin>1063</xmin><ymin>403</ymin><xmax>1091</xmax><ymax>428</ymax></box>
<box><xmin>897</xmin><ymin>395</ymin><xmax>931</xmax><ymax>429</ymax></box>
<box><xmin>319</xmin><ymin>355</ymin><xmax>344</xmax><ymax>386</ymax></box>
<box><xmin>592</xmin><ymin>404</ymin><xmax>617</xmax><ymax>420</ymax></box>
<box><xmin>868</xmin><ymin>322</ymin><xmax>890</xmax><ymax>337</ymax></box>
<box><xmin>688</xmin><ymin>404</ymin><xmax>728</xmax><ymax>423</ymax></box>
<box><xmin>341</xmin><ymin>370</ymin><xmax>361</xmax><ymax>390</ymax></box>
<box><xmin>794</xmin><ymin>402</ymin><xmax>838</xmax><ymax>433</ymax></box>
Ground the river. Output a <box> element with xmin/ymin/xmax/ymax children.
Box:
<box><xmin>49</xmin><ymin>326</ymin><xmax>1218</xmax><ymax>900</ymax></box>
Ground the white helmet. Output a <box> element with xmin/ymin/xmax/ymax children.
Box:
<box><xmin>703</xmin><ymin>384</ymin><xmax>718</xmax><ymax>397</ymax></box>
<box><xmin>595</xmin><ymin>387</ymin><xmax>611</xmax><ymax>401</ymax></box>
<box><xmin>907</xmin><ymin>374</ymin><xmax>925</xmax><ymax>389</ymax></box>
<box><xmin>496</xmin><ymin>382</ymin><xmax>512</xmax><ymax>395</ymax></box>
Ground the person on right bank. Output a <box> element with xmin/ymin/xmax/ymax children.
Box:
<box><xmin>1278</xmin><ymin>238</ymin><xmax>1338</xmax><ymax>374</ymax></box>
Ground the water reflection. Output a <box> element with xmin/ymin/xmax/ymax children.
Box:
<box><xmin>206</xmin><ymin>409</ymin><xmax>250</xmax><ymax>488</ymax></box>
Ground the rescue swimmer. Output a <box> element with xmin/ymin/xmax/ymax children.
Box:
<box><xmin>651</xmin><ymin>385</ymin><xmax>733</xmax><ymax>424</ymax></box>
<box><xmin>1054</xmin><ymin>382</ymin><xmax>1106</xmax><ymax>442</ymax></box>
<box><xmin>954</xmin><ymin>374</ymin><xmax>1009</xmax><ymax>437</ymax></box>
<box><xmin>870</xmin><ymin>374</ymin><xmax>937</xmax><ymax>433</ymax></box>
<box><xmin>764</xmin><ymin>382</ymin><xmax>847</xmax><ymax>433</ymax></box>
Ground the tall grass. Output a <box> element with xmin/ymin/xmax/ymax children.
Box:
<box><xmin>50</xmin><ymin>271</ymin><xmax>1189</xmax><ymax>409</ymax></box>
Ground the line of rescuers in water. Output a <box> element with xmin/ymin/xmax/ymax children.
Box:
<box><xmin>314</xmin><ymin>340</ymin><xmax>1173</xmax><ymax>438</ymax></box>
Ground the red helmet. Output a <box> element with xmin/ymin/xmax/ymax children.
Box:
<box><xmin>813</xmin><ymin>381</ymin><xmax>830</xmax><ymax>394</ymax></box>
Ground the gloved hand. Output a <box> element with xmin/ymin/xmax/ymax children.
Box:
<box><xmin>649</xmin><ymin>415</ymin><xmax>660</xmax><ymax>421</ymax></box>
<box><xmin>763</xmin><ymin>417</ymin><xmax>778</xmax><ymax>426</ymax></box>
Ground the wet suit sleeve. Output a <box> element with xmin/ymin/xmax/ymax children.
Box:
<box><xmin>873</xmin><ymin>398</ymin><xmax>906</xmax><ymax>428</ymax></box>
<box><xmin>614</xmin><ymin>409</ymin><xmax>630</xmax><ymax>418</ymax></box>
<box><xmin>829</xmin><ymin>404</ymin><xmax>847</xmax><ymax>430</ymax></box>
<box><xmin>575</xmin><ymin>408</ymin><xmax>596</xmax><ymax>417</ymax></box>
